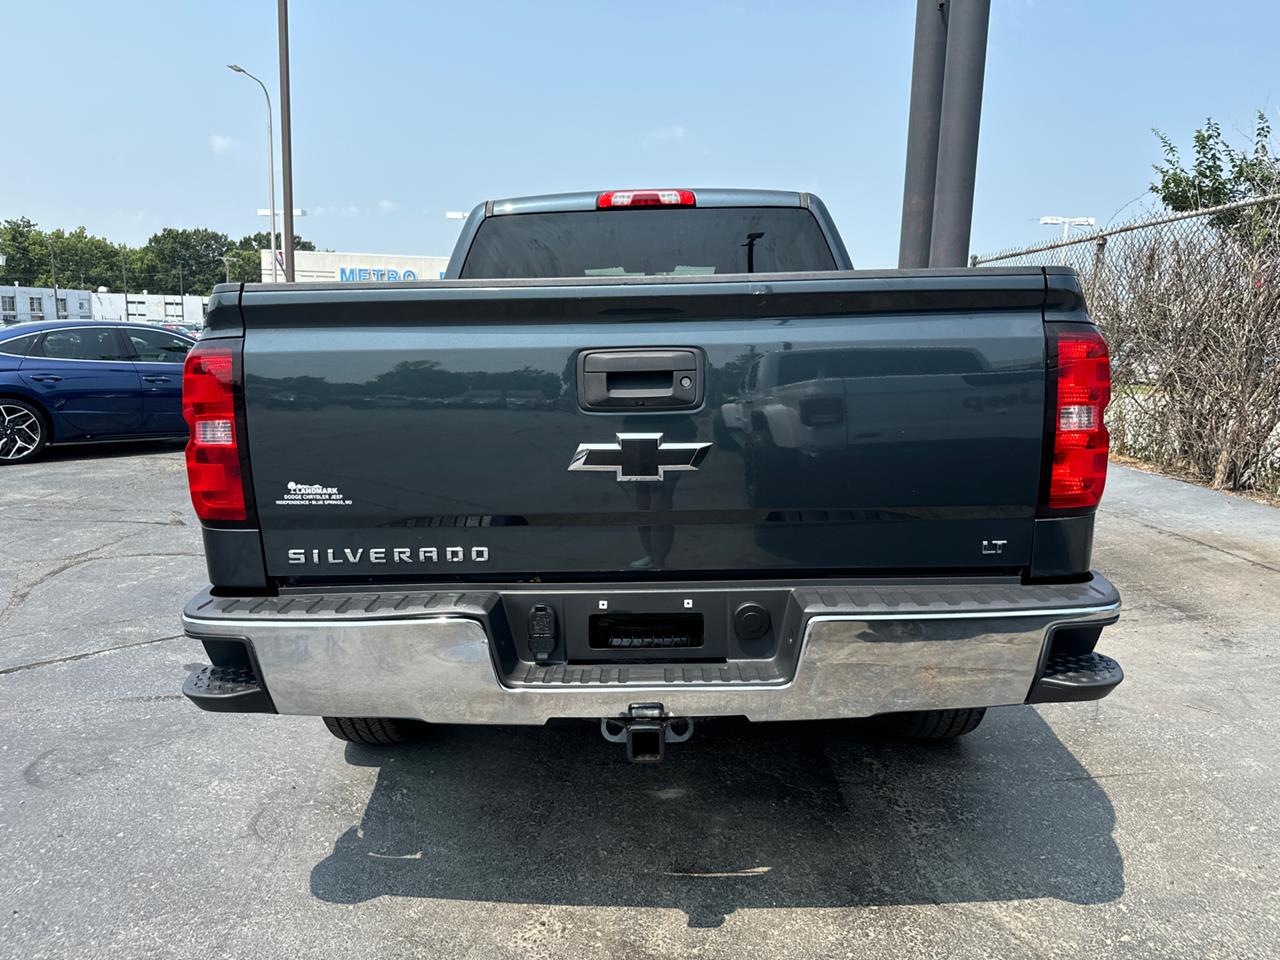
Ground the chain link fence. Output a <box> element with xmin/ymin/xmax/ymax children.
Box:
<box><xmin>974</xmin><ymin>195</ymin><xmax>1280</xmax><ymax>496</ymax></box>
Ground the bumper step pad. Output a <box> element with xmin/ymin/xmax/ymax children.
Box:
<box><xmin>183</xmin><ymin>664</ymin><xmax>275</xmax><ymax>713</ymax></box>
<box><xmin>517</xmin><ymin>661</ymin><xmax>785</xmax><ymax>686</ymax></box>
<box><xmin>1029</xmin><ymin>651</ymin><xmax>1123</xmax><ymax>703</ymax></box>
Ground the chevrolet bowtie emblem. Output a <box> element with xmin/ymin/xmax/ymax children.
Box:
<box><xmin>568</xmin><ymin>433</ymin><xmax>711</xmax><ymax>482</ymax></box>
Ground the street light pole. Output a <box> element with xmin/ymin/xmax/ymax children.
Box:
<box><xmin>1040</xmin><ymin>215</ymin><xmax>1096</xmax><ymax>241</ymax></box>
<box><xmin>227</xmin><ymin>64</ymin><xmax>279</xmax><ymax>282</ymax></box>
<box><xmin>1039</xmin><ymin>216</ymin><xmax>1096</xmax><ymax>266</ymax></box>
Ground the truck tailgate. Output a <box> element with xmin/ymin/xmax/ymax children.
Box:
<box><xmin>237</xmin><ymin>272</ymin><xmax>1050</xmax><ymax>581</ymax></box>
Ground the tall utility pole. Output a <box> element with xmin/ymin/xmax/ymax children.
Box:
<box><xmin>898</xmin><ymin>0</ymin><xmax>949</xmax><ymax>269</ymax></box>
<box><xmin>898</xmin><ymin>0</ymin><xmax>991</xmax><ymax>268</ymax></box>
<box><xmin>927</xmin><ymin>0</ymin><xmax>991</xmax><ymax>267</ymax></box>
<box><xmin>278</xmin><ymin>0</ymin><xmax>296</xmax><ymax>282</ymax></box>
<box><xmin>48</xmin><ymin>239</ymin><xmax>59</xmax><ymax>316</ymax></box>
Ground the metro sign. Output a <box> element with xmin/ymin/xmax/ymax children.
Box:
<box><xmin>338</xmin><ymin>266</ymin><xmax>419</xmax><ymax>282</ymax></box>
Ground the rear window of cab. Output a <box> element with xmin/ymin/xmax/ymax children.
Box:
<box><xmin>460</xmin><ymin>207</ymin><xmax>837</xmax><ymax>279</ymax></box>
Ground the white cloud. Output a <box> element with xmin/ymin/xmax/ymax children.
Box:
<box><xmin>312</xmin><ymin>205</ymin><xmax>361</xmax><ymax>217</ymax></box>
<box><xmin>377</xmin><ymin>199</ymin><xmax>398</xmax><ymax>212</ymax></box>
<box><xmin>642</xmin><ymin>124</ymin><xmax>687</xmax><ymax>147</ymax></box>
<box><xmin>208</xmin><ymin>134</ymin><xmax>235</xmax><ymax>155</ymax></box>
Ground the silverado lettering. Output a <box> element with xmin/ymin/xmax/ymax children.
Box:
<box><xmin>285</xmin><ymin>547</ymin><xmax>490</xmax><ymax>565</ymax></box>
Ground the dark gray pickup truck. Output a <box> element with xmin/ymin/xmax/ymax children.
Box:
<box><xmin>180</xmin><ymin>188</ymin><xmax>1121</xmax><ymax>761</ymax></box>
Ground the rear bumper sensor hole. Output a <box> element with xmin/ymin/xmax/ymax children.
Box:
<box><xmin>589</xmin><ymin>612</ymin><xmax>703</xmax><ymax>650</ymax></box>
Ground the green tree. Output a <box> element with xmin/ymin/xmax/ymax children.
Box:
<box><xmin>2</xmin><ymin>219</ymin><xmax>322</xmax><ymax>294</ymax></box>
<box><xmin>142</xmin><ymin>227</ymin><xmax>236</xmax><ymax>296</ymax></box>
<box><xmin>0</xmin><ymin>217</ymin><xmax>48</xmax><ymax>286</ymax></box>
<box><xmin>230</xmin><ymin>232</ymin><xmax>318</xmax><ymax>283</ymax></box>
<box><xmin>1151</xmin><ymin>112</ymin><xmax>1280</xmax><ymax>247</ymax></box>
<box><xmin>236</xmin><ymin>231</ymin><xmax>316</xmax><ymax>252</ymax></box>
<box><xmin>2</xmin><ymin>218</ymin><xmax>142</xmax><ymax>292</ymax></box>
<box><xmin>224</xmin><ymin>248</ymin><xmax>261</xmax><ymax>284</ymax></box>
<box><xmin>45</xmin><ymin>227</ymin><xmax>128</xmax><ymax>291</ymax></box>
<box><xmin>123</xmin><ymin>245</ymin><xmax>159</xmax><ymax>293</ymax></box>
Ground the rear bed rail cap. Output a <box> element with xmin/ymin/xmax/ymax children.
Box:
<box><xmin>234</xmin><ymin>268</ymin><xmax>1058</xmax><ymax>325</ymax></box>
<box><xmin>241</xmin><ymin>265</ymin><xmax>1054</xmax><ymax>295</ymax></box>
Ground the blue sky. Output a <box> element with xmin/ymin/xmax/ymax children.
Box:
<box><xmin>2</xmin><ymin>0</ymin><xmax>1276</xmax><ymax>267</ymax></box>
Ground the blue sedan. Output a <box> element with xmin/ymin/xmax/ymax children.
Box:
<box><xmin>0</xmin><ymin>320</ymin><xmax>196</xmax><ymax>464</ymax></box>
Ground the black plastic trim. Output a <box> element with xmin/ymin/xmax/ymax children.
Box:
<box><xmin>202</xmin><ymin>527</ymin><xmax>269</xmax><ymax>591</ymax></box>
<box><xmin>1028</xmin><ymin>651</ymin><xmax>1123</xmax><ymax>703</ymax></box>
<box><xmin>1029</xmin><ymin>515</ymin><xmax>1095</xmax><ymax>579</ymax></box>
<box><xmin>203</xmin><ymin>284</ymin><xmax>245</xmax><ymax>336</ymax></box>
<box><xmin>183</xmin><ymin>636</ymin><xmax>276</xmax><ymax>713</ymax></box>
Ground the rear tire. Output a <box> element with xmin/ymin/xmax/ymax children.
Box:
<box><xmin>0</xmin><ymin>399</ymin><xmax>49</xmax><ymax>465</ymax></box>
<box><xmin>322</xmin><ymin>716</ymin><xmax>423</xmax><ymax>745</ymax></box>
<box><xmin>876</xmin><ymin>707</ymin><xmax>986</xmax><ymax>740</ymax></box>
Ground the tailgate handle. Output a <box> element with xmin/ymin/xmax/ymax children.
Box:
<box><xmin>578</xmin><ymin>349</ymin><xmax>702</xmax><ymax>411</ymax></box>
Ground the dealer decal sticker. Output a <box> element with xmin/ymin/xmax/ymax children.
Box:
<box><xmin>275</xmin><ymin>481</ymin><xmax>352</xmax><ymax>507</ymax></box>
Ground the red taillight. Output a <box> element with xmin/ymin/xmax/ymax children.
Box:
<box><xmin>1047</xmin><ymin>327</ymin><xmax>1111</xmax><ymax>510</ymax></box>
<box><xmin>183</xmin><ymin>344</ymin><xmax>246</xmax><ymax>521</ymax></box>
<box><xmin>597</xmin><ymin>189</ymin><xmax>696</xmax><ymax>209</ymax></box>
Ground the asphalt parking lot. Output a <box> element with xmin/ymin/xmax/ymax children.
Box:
<box><xmin>2</xmin><ymin>446</ymin><xmax>1278</xmax><ymax>959</ymax></box>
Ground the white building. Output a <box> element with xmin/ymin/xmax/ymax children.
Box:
<box><xmin>91</xmin><ymin>291</ymin><xmax>209</xmax><ymax>327</ymax></box>
<box><xmin>2</xmin><ymin>286</ymin><xmax>94</xmax><ymax>325</ymax></box>
<box><xmin>259</xmin><ymin>249</ymin><xmax>449</xmax><ymax>284</ymax></box>
<box><xmin>0</xmin><ymin>285</ymin><xmax>209</xmax><ymax>329</ymax></box>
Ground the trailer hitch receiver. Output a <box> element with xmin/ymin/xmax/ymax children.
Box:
<box><xmin>599</xmin><ymin>703</ymin><xmax>694</xmax><ymax>763</ymax></box>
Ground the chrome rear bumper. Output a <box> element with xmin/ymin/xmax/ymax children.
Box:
<box><xmin>182</xmin><ymin>575</ymin><xmax>1120</xmax><ymax>724</ymax></box>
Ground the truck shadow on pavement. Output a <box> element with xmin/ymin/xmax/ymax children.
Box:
<box><xmin>310</xmin><ymin>708</ymin><xmax>1122</xmax><ymax>927</ymax></box>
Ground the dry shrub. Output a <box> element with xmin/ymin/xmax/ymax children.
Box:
<box><xmin>979</xmin><ymin>198</ymin><xmax>1280</xmax><ymax>495</ymax></box>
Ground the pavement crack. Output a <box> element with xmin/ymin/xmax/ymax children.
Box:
<box><xmin>0</xmin><ymin>533</ymin><xmax>134</xmax><ymax>628</ymax></box>
<box><xmin>106</xmin><ymin>552</ymin><xmax>204</xmax><ymax>561</ymax></box>
<box><xmin>0</xmin><ymin>634</ymin><xmax>184</xmax><ymax>677</ymax></box>
<box><xmin>1049</xmin><ymin>770</ymin><xmax>1152</xmax><ymax>783</ymax></box>
<box><xmin>0</xmin><ymin>542</ymin><xmax>200</xmax><ymax>629</ymax></box>
<box><xmin>1123</xmin><ymin>517</ymin><xmax>1280</xmax><ymax>575</ymax></box>
<box><xmin>0</xmin><ymin>515</ymin><xmax>188</xmax><ymax>527</ymax></box>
